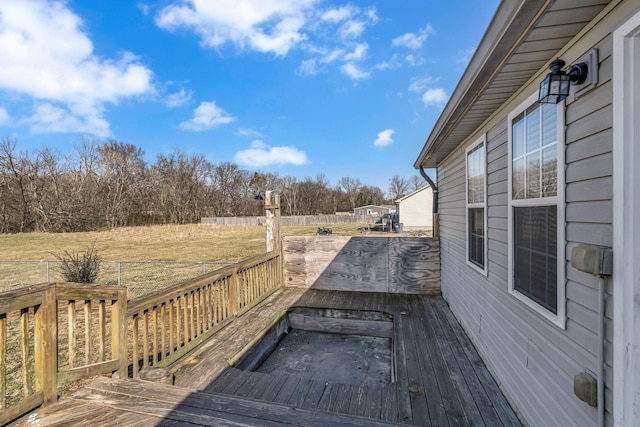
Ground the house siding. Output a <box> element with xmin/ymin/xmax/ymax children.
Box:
<box><xmin>432</xmin><ymin>3</ymin><xmax>638</xmax><ymax>424</ymax></box>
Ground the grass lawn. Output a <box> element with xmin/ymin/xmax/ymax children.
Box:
<box><xmin>0</xmin><ymin>223</ymin><xmax>389</xmax><ymax>295</ymax></box>
<box><xmin>0</xmin><ymin>223</ymin><xmax>373</xmax><ymax>262</ymax></box>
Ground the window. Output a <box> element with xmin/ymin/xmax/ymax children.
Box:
<box><xmin>508</xmin><ymin>93</ymin><xmax>565</xmax><ymax>327</ymax></box>
<box><xmin>466</xmin><ymin>136</ymin><xmax>487</xmax><ymax>273</ymax></box>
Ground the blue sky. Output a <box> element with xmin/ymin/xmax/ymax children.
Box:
<box><xmin>0</xmin><ymin>0</ymin><xmax>499</xmax><ymax>193</ymax></box>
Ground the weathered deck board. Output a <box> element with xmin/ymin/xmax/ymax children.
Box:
<box><xmin>173</xmin><ymin>288</ymin><xmax>307</xmax><ymax>390</ymax></box>
<box><xmin>185</xmin><ymin>289</ymin><xmax>521</xmax><ymax>426</ymax></box>
<box><xmin>11</xmin><ymin>289</ymin><xmax>522</xmax><ymax>427</ymax></box>
<box><xmin>13</xmin><ymin>377</ymin><xmax>402</xmax><ymax>427</ymax></box>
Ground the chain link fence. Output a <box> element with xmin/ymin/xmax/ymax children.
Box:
<box><xmin>0</xmin><ymin>260</ymin><xmax>235</xmax><ymax>299</ymax></box>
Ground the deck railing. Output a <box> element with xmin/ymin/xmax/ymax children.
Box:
<box><xmin>0</xmin><ymin>283</ymin><xmax>127</xmax><ymax>426</ymax></box>
<box><xmin>0</xmin><ymin>250</ymin><xmax>282</xmax><ymax>424</ymax></box>
<box><xmin>126</xmin><ymin>250</ymin><xmax>282</xmax><ymax>378</ymax></box>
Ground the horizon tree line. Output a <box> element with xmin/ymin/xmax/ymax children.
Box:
<box><xmin>0</xmin><ymin>137</ymin><xmax>427</xmax><ymax>233</ymax></box>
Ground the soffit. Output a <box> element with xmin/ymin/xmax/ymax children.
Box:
<box><xmin>414</xmin><ymin>0</ymin><xmax>612</xmax><ymax>168</ymax></box>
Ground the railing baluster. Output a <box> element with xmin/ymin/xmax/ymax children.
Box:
<box><xmin>68</xmin><ymin>301</ymin><xmax>76</xmax><ymax>368</ymax></box>
<box><xmin>98</xmin><ymin>300</ymin><xmax>106</xmax><ymax>362</ymax></box>
<box><xmin>182</xmin><ymin>294</ymin><xmax>188</xmax><ymax>344</ymax></box>
<box><xmin>195</xmin><ymin>289</ymin><xmax>201</xmax><ymax>338</ymax></box>
<box><xmin>132</xmin><ymin>314</ymin><xmax>139</xmax><ymax>378</ymax></box>
<box><xmin>20</xmin><ymin>308</ymin><xmax>32</xmax><ymax>397</ymax></box>
<box><xmin>175</xmin><ymin>298</ymin><xmax>181</xmax><ymax>350</ymax></box>
<box><xmin>169</xmin><ymin>300</ymin><xmax>175</xmax><ymax>355</ymax></box>
<box><xmin>152</xmin><ymin>307</ymin><xmax>158</xmax><ymax>365</ymax></box>
<box><xmin>160</xmin><ymin>302</ymin><xmax>166</xmax><ymax>362</ymax></box>
<box><xmin>142</xmin><ymin>310</ymin><xmax>149</xmax><ymax>369</ymax></box>
<box><xmin>84</xmin><ymin>300</ymin><xmax>92</xmax><ymax>366</ymax></box>
<box><xmin>189</xmin><ymin>292</ymin><xmax>194</xmax><ymax>342</ymax></box>
<box><xmin>0</xmin><ymin>313</ymin><xmax>6</xmax><ymax>410</ymax></box>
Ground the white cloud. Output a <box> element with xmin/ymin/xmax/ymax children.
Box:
<box><xmin>321</xmin><ymin>6</ymin><xmax>354</xmax><ymax>23</ymax></box>
<box><xmin>179</xmin><ymin>101</ymin><xmax>235</xmax><ymax>131</ymax></box>
<box><xmin>137</xmin><ymin>3</ymin><xmax>151</xmax><ymax>16</ymax></box>
<box><xmin>236</xmin><ymin>127</ymin><xmax>263</xmax><ymax>138</ymax></box>
<box><xmin>341</xmin><ymin>63</ymin><xmax>370</xmax><ymax>80</ymax></box>
<box><xmin>26</xmin><ymin>102</ymin><xmax>111</xmax><ymax>135</ymax></box>
<box><xmin>321</xmin><ymin>48</ymin><xmax>345</xmax><ymax>63</ymax></box>
<box><xmin>343</xmin><ymin>43</ymin><xmax>368</xmax><ymax>62</ymax></box>
<box><xmin>408</xmin><ymin>76</ymin><xmax>437</xmax><ymax>93</ymax></box>
<box><xmin>340</xmin><ymin>20</ymin><xmax>365</xmax><ymax>38</ymax></box>
<box><xmin>297</xmin><ymin>58</ymin><xmax>318</xmax><ymax>76</ymax></box>
<box><xmin>374</xmin><ymin>129</ymin><xmax>394</xmax><ymax>147</ymax></box>
<box><xmin>0</xmin><ymin>107</ymin><xmax>9</xmax><ymax>125</ymax></box>
<box><xmin>0</xmin><ymin>0</ymin><xmax>153</xmax><ymax>136</ymax></box>
<box><xmin>421</xmin><ymin>88</ymin><xmax>448</xmax><ymax>106</ymax></box>
<box><xmin>166</xmin><ymin>88</ymin><xmax>192</xmax><ymax>107</ymax></box>
<box><xmin>392</xmin><ymin>24</ymin><xmax>433</xmax><ymax>50</ymax></box>
<box><xmin>156</xmin><ymin>2</ymin><xmax>380</xmax><ymax>80</ymax></box>
<box><xmin>156</xmin><ymin>0</ymin><xmax>317</xmax><ymax>56</ymax></box>
<box><xmin>234</xmin><ymin>140</ymin><xmax>308</xmax><ymax>167</ymax></box>
<box><xmin>374</xmin><ymin>54</ymin><xmax>401</xmax><ymax>71</ymax></box>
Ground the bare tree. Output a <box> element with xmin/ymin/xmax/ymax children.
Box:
<box><xmin>211</xmin><ymin>162</ymin><xmax>243</xmax><ymax>217</ymax></box>
<box><xmin>96</xmin><ymin>141</ymin><xmax>147</xmax><ymax>228</ymax></box>
<box><xmin>153</xmin><ymin>151</ymin><xmax>212</xmax><ymax>224</ymax></box>
<box><xmin>388</xmin><ymin>175</ymin><xmax>409</xmax><ymax>200</ymax></box>
<box><xmin>356</xmin><ymin>185</ymin><xmax>385</xmax><ymax>207</ymax></box>
<box><xmin>410</xmin><ymin>175</ymin><xmax>424</xmax><ymax>192</ymax></box>
<box><xmin>338</xmin><ymin>176</ymin><xmax>362</xmax><ymax>209</ymax></box>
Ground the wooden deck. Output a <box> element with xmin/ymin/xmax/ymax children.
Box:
<box><xmin>11</xmin><ymin>289</ymin><xmax>522</xmax><ymax>426</ymax></box>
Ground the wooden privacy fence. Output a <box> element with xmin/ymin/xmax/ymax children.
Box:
<box><xmin>202</xmin><ymin>214</ymin><xmax>378</xmax><ymax>226</ymax></box>
<box><xmin>283</xmin><ymin>236</ymin><xmax>440</xmax><ymax>294</ymax></box>
<box><xmin>0</xmin><ymin>283</ymin><xmax>127</xmax><ymax>426</ymax></box>
<box><xmin>0</xmin><ymin>250</ymin><xmax>282</xmax><ymax>424</ymax></box>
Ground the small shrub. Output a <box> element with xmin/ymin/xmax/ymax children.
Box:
<box><xmin>55</xmin><ymin>245</ymin><xmax>102</xmax><ymax>284</ymax></box>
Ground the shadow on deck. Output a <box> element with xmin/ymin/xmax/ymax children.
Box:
<box><xmin>13</xmin><ymin>289</ymin><xmax>522</xmax><ymax>426</ymax></box>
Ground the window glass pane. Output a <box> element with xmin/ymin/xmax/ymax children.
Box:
<box><xmin>542</xmin><ymin>145</ymin><xmax>557</xmax><ymax>197</ymax></box>
<box><xmin>512</xmin><ymin>114</ymin><xmax>525</xmax><ymax>158</ymax></box>
<box><xmin>541</xmin><ymin>103</ymin><xmax>556</xmax><ymax>146</ymax></box>
<box><xmin>513</xmin><ymin>206</ymin><xmax>557</xmax><ymax>314</ymax></box>
<box><xmin>526</xmin><ymin>152</ymin><xmax>541</xmax><ymax>198</ymax></box>
<box><xmin>467</xmin><ymin>143</ymin><xmax>485</xmax><ymax>204</ymax></box>
<box><xmin>511</xmin><ymin>101</ymin><xmax>558</xmax><ymax>201</ymax></box>
<box><xmin>525</xmin><ymin>105</ymin><xmax>540</xmax><ymax>152</ymax></box>
<box><xmin>468</xmin><ymin>207</ymin><xmax>484</xmax><ymax>268</ymax></box>
<box><xmin>513</xmin><ymin>158</ymin><xmax>525</xmax><ymax>200</ymax></box>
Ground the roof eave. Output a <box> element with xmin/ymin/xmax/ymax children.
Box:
<box><xmin>414</xmin><ymin>0</ymin><xmax>550</xmax><ymax>169</ymax></box>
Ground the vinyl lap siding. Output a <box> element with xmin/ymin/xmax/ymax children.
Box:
<box><xmin>437</xmin><ymin>34</ymin><xmax>614</xmax><ymax>427</ymax></box>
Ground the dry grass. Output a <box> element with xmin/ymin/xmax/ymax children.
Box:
<box><xmin>0</xmin><ymin>222</ymin><xmax>380</xmax><ymax>262</ymax></box>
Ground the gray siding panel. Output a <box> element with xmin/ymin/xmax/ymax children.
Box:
<box><xmin>436</xmin><ymin>30</ymin><xmax>615</xmax><ymax>427</ymax></box>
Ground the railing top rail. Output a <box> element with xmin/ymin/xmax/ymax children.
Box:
<box><xmin>0</xmin><ymin>283</ymin><xmax>128</xmax><ymax>314</ymax></box>
<box><xmin>127</xmin><ymin>250</ymin><xmax>280</xmax><ymax>316</ymax></box>
<box><xmin>53</xmin><ymin>283</ymin><xmax>127</xmax><ymax>300</ymax></box>
<box><xmin>0</xmin><ymin>282</ymin><xmax>50</xmax><ymax>313</ymax></box>
<box><xmin>0</xmin><ymin>259</ymin><xmax>234</xmax><ymax>265</ymax></box>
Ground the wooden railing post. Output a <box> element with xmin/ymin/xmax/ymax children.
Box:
<box><xmin>112</xmin><ymin>288</ymin><xmax>128</xmax><ymax>378</ymax></box>
<box><xmin>35</xmin><ymin>285</ymin><xmax>57</xmax><ymax>405</ymax></box>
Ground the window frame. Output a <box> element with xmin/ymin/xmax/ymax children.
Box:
<box><xmin>465</xmin><ymin>134</ymin><xmax>488</xmax><ymax>275</ymax></box>
<box><xmin>507</xmin><ymin>92</ymin><xmax>566</xmax><ymax>329</ymax></box>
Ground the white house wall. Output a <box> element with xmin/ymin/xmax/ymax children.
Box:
<box><xmin>433</xmin><ymin>3</ymin><xmax>640</xmax><ymax>424</ymax></box>
<box><xmin>398</xmin><ymin>188</ymin><xmax>433</xmax><ymax>230</ymax></box>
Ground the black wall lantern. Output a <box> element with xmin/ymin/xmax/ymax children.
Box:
<box><xmin>538</xmin><ymin>58</ymin><xmax>589</xmax><ymax>104</ymax></box>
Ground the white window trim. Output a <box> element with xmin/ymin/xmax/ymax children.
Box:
<box><xmin>465</xmin><ymin>134</ymin><xmax>488</xmax><ymax>275</ymax></box>
<box><xmin>613</xmin><ymin>10</ymin><xmax>640</xmax><ymax>427</ymax></box>
<box><xmin>507</xmin><ymin>92</ymin><xmax>566</xmax><ymax>329</ymax></box>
